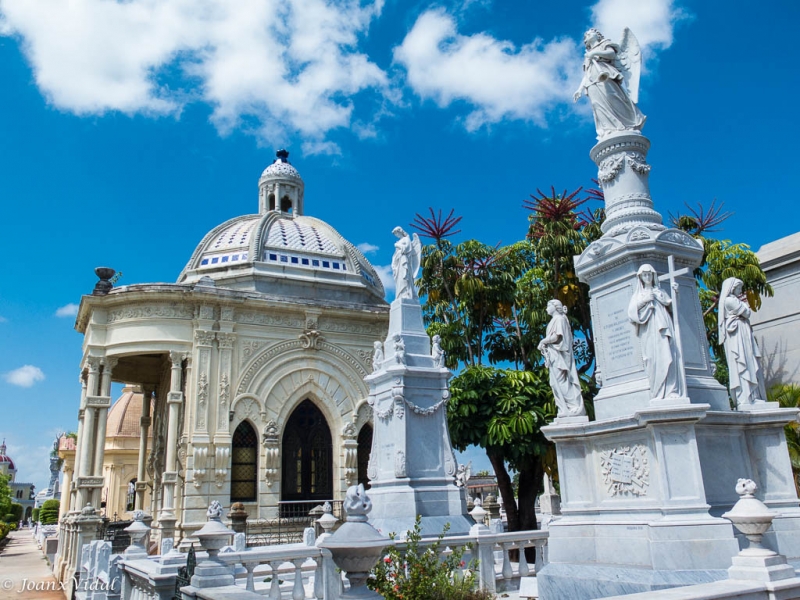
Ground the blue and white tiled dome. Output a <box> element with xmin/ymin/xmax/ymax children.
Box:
<box><xmin>178</xmin><ymin>152</ymin><xmax>384</xmax><ymax>301</ymax></box>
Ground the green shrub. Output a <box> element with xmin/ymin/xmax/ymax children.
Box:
<box><xmin>368</xmin><ymin>516</ymin><xmax>491</xmax><ymax>600</ymax></box>
<box><xmin>39</xmin><ymin>499</ymin><xmax>60</xmax><ymax>525</ymax></box>
<box><xmin>0</xmin><ymin>522</ymin><xmax>9</xmax><ymax>540</ymax></box>
<box><xmin>3</xmin><ymin>513</ymin><xmax>14</xmax><ymax>523</ymax></box>
<box><xmin>9</xmin><ymin>502</ymin><xmax>23</xmax><ymax>522</ymax></box>
<box><xmin>32</xmin><ymin>508</ymin><xmax>40</xmax><ymax>523</ymax></box>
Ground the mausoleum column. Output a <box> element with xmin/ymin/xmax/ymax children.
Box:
<box><xmin>71</xmin><ymin>371</ymin><xmax>88</xmax><ymax>511</ymax></box>
<box><xmin>59</xmin><ymin>465</ymin><xmax>73</xmax><ymax>520</ymax></box>
<box><xmin>160</xmin><ymin>350</ymin><xmax>186</xmax><ymax>540</ymax></box>
<box><xmin>76</xmin><ymin>357</ymin><xmax>103</xmax><ymax>508</ymax></box>
<box><xmin>135</xmin><ymin>386</ymin><xmax>152</xmax><ymax>511</ymax></box>
<box><xmin>92</xmin><ymin>357</ymin><xmax>117</xmax><ymax>476</ymax></box>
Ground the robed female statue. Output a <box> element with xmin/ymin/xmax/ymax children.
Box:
<box><xmin>539</xmin><ymin>299</ymin><xmax>586</xmax><ymax>417</ymax></box>
<box><xmin>719</xmin><ymin>277</ymin><xmax>768</xmax><ymax>407</ymax></box>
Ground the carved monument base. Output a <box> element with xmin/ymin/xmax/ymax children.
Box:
<box><xmin>365</xmin><ymin>298</ymin><xmax>472</xmax><ymax>536</ymax></box>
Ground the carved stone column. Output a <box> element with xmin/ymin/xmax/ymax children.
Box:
<box><xmin>213</xmin><ymin>332</ymin><xmax>235</xmax><ymax>490</ymax></box>
<box><xmin>160</xmin><ymin>351</ymin><xmax>186</xmax><ymax>540</ymax></box>
<box><xmin>342</xmin><ymin>423</ymin><xmax>358</xmax><ymax>487</ymax></box>
<box><xmin>191</xmin><ymin>330</ymin><xmax>215</xmax><ymax>490</ymax></box>
<box><xmin>135</xmin><ymin>387</ymin><xmax>152</xmax><ymax>510</ymax></box>
<box><xmin>71</xmin><ymin>371</ymin><xmax>88</xmax><ymax>512</ymax></box>
<box><xmin>262</xmin><ymin>421</ymin><xmax>279</xmax><ymax>487</ymax></box>
<box><xmin>88</xmin><ymin>357</ymin><xmax>116</xmax><ymax>508</ymax></box>
<box><xmin>76</xmin><ymin>357</ymin><xmax>104</xmax><ymax>509</ymax></box>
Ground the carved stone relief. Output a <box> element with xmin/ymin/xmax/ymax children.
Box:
<box><xmin>599</xmin><ymin>444</ymin><xmax>649</xmax><ymax>497</ymax></box>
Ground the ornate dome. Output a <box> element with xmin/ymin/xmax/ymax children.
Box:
<box><xmin>178</xmin><ymin>152</ymin><xmax>385</xmax><ymax>303</ymax></box>
<box><xmin>107</xmin><ymin>386</ymin><xmax>150</xmax><ymax>437</ymax></box>
<box><xmin>260</xmin><ymin>149</ymin><xmax>303</xmax><ymax>183</ymax></box>
<box><xmin>0</xmin><ymin>440</ymin><xmax>15</xmax><ymax>471</ymax></box>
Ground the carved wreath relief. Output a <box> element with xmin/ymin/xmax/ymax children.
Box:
<box><xmin>599</xmin><ymin>444</ymin><xmax>649</xmax><ymax>497</ymax></box>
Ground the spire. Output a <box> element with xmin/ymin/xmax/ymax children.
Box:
<box><xmin>0</xmin><ymin>439</ymin><xmax>5</xmax><ymax>455</ymax></box>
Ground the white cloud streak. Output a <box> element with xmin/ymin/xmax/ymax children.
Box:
<box><xmin>55</xmin><ymin>303</ymin><xmax>79</xmax><ymax>318</ymax></box>
<box><xmin>357</xmin><ymin>242</ymin><xmax>379</xmax><ymax>255</ymax></box>
<box><xmin>0</xmin><ymin>0</ymin><xmax>387</xmax><ymax>149</ymax></box>
<box><xmin>0</xmin><ymin>316</ymin><xmax>7</xmax><ymax>323</ymax></box>
<box><xmin>373</xmin><ymin>264</ymin><xmax>394</xmax><ymax>298</ymax></box>
<box><xmin>591</xmin><ymin>0</ymin><xmax>683</xmax><ymax>55</ymax></box>
<box><xmin>394</xmin><ymin>0</ymin><xmax>681</xmax><ymax>131</ymax></box>
<box><xmin>394</xmin><ymin>9</ymin><xmax>580</xmax><ymax>131</ymax></box>
<box><xmin>4</xmin><ymin>365</ymin><xmax>46</xmax><ymax>388</ymax></box>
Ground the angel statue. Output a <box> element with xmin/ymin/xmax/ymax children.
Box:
<box><xmin>392</xmin><ymin>226</ymin><xmax>422</xmax><ymax>300</ymax></box>
<box><xmin>574</xmin><ymin>28</ymin><xmax>646</xmax><ymax>139</ymax></box>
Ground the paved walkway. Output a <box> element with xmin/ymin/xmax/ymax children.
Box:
<box><xmin>0</xmin><ymin>530</ymin><xmax>65</xmax><ymax>600</ymax></box>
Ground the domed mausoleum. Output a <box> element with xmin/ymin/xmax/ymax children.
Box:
<box><xmin>58</xmin><ymin>152</ymin><xmax>388</xmax><ymax>582</ymax></box>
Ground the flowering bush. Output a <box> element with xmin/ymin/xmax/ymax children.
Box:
<box><xmin>368</xmin><ymin>516</ymin><xmax>492</xmax><ymax>600</ymax></box>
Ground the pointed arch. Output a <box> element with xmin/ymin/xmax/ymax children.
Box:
<box><xmin>231</xmin><ymin>420</ymin><xmax>258</xmax><ymax>502</ymax></box>
<box><xmin>281</xmin><ymin>399</ymin><xmax>333</xmax><ymax>504</ymax></box>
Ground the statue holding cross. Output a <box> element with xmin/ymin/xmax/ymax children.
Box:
<box><xmin>627</xmin><ymin>258</ymin><xmax>688</xmax><ymax>400</ymax></box>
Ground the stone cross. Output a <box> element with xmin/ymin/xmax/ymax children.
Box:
<box><xmin>657</xmin><ymin>255</ymin><xmax>689</xmax><ymax>397</ymax></box>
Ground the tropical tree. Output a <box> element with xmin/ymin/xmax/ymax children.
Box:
<box><xmin>414</xmin><ymin>189</ymin><xmax>601</xmax><ymax>532</ymax></box>
<box><xmin>0</xmin><ymin>474</ymin><xmax>12</xmax><ymax>522</ymax></box>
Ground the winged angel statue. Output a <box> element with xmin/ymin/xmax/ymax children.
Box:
<box><xmin>392</xmin><ymin>226</ymin><xmax>422</xmax><ymax>300</ymax></box>
<box><xmin>574</xmin><ymin>28</ymin><xmax>645</xmax><ymax>139</ymax></box>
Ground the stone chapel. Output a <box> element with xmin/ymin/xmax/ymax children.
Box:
<box><xmin>62</xmin><ymin>151</ymin><xmax>388</xmax><ymax>546</ymax></box>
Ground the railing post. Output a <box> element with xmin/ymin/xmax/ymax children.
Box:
<box><xmin>518</xmin><ymin>541</ymin><xmax>530</xmax><ymax>577</ymax></box>
<box><xmin>501</xmin><ymin>541</ymin><xmax>513</xmax><ymax>580</ymax></box>
<box><xmin>291</xmin><ymin>559</ymin><xmax>305</xmax><ymax>600</ymax></box>
<box><xmin>268</xmin><ymin>560</ymin><xmax>283</xmax><ymax>599</ymax></box>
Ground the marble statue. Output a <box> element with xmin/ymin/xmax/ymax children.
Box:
<box><xmin>628</xmin><ymin>264</ymin><xmax>681</xmax><ymax>399</ymax></box>
<box><xmin>431</xmin><ymin>334</ymin><xmax>445</xmax><ymax>368</ymax></box>
<box><xmin>574</xmin><ymin>28</ymin><xmax>645</xmax><ymax>139</ymax></box>
<box><xmin>372</xmin><ymin>341</ymin><xmax>384</xmax><ymax>373</ymax></box>
<box><xmin>392</xmin><ymin>226</ymin><xmax>422</xmax><ymax>300</ymax></box>
<box><xmin>455</xmin><ymin>461</ymin><xmax>471</xmax><ymax>487</ymax></box>
<box><xmin>393</xmin><ymin>334</ymin><xmax>406</xmax><ymax>365</ymax></box>
<box><xmin>719</xmin><ymin>277</ymin><xmax>767</xmax><ymax>407</ymax></box>
<box><xmin>539</xmin><ymin>299</ymin><xmax>586</xmax><ymax>417</ymax></box>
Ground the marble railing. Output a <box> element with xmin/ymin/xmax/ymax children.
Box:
<box><xmin>82</xmin><ymin>526</ymin><xmax>548</xmax><ymax>599</ymax></box>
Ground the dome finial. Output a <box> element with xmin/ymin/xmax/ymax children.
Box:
<box><xmin>276</xmin><ymin>149</ymin><xmax>290</xmax><ymax>163</ymax></box>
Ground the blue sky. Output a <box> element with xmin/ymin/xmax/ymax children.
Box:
<box><xmin>0</xmin><ymin>0</ymin><xmax>797</xmax><ymax>491</ymax></box>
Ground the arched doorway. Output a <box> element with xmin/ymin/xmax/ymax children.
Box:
<box><xmin>281</xmin><ymin>400</ymin><xmax>333</xmax><ymax>509</ymax></box>
<box><xmin>357</xmin><ymin>424</ymin><xmax>373</xmax><ymax>489</ymax></box>
<box><xmin>231</xmin><ymin>421</ymin><xmax>258</xmax><ymax>503</ymax></box>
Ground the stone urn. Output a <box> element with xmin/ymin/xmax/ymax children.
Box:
<box><xmin>93</xmin><ymin>267</ymin><xmax>116</xmax><ymax>296</ymax></box>
<box><xmin>722</xmin><ymin>478</ymin><xmax>777</xmax><ymax>555</ymax></box>
<box><xmin>191</xmin><ymin>501</ymin><xmax>235</xmax><ymax>588</ymax></box>
<box><xmin>320</xmin><ymin>484</ymin><xmax>388</xmax><ymax>599</ymax></box>
<box><xmin>123</xmin><ymin>510</ymin><xmax>151</xmax><ymax>558</ymax></box>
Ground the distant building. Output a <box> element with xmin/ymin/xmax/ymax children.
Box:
<box><xmin>467</xmin><ymin>474</ymin><xmax>499</xmax><ymax>502</ymax></box>
<box><xmin>752</xmin><ymin>231</ymin><xmax>800</xmax><ymax>386</ymax></box>
<box><xmin>0</xmin><ymin>440</ymin><xmax>35</xmax><ymax>520</ymax></box>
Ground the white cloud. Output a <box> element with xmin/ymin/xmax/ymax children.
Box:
<box><xmin>393</xmin><ymin>9</ymin><xmax>581</xmax><ymax>131</ymax></box>
<box><xmin>394</xmin><ymin>0</ymin><xmax>680</xmax><ymax>130</ymax></box>
<box><xmin>0</xmin><ymin>439</ymin><xmax>53</xmax><ymax>492</ymax></box>
<box><xmin>590</xmin><ymin>0</ymin><xmax>683</xmax><ymax>55</ymax></box>
<box><xmin>0</xmin><ymin>0</ymin><xmax>388</xmax><ymax>148</ymax></box>
<box><xmin>373</xmin><ymin>264</ymin><xmax>395</xmax><ymax>298</ymax></box>
<box><xmin>0</xmin><ymin>316</ymin><xmax>7</xmax><ymax>323</ymax></box>
<box><xmin>4</xmin><ymin>365</ymin><xmax>45</xmax><ymax>388</ymax></box>
<box><xmin>357</xmin><ymin>242</ymin><xmax>379</xmax><ymax>255</ymax></box>
<box><xmin>55</xmin><ymin>303</ymin><xmax>79</xmax><ymax>318</ymax></box>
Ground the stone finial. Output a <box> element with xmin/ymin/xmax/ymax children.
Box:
<box><xmin>81</xmin><ymin>503</ymin><xmax>97</xmax><ymax>516</ymax></box>
<box><xmin>722</xmin><ymin>479</ymin><xmax>777</xmax><ymax>554</ymax></box>
<box><xmin>123</xmin><ymin>511</ymin><xmax>151</xmax><ymax>557</ymax></box>
<box><xmin>343</xmin><ymin>484</ymin><xmax>372</xmax><ymax>520</ymax></box>
<box><xmin>207</xmin><ymin>500</ymin><xmax>224</xmax><ymax>520</ymax></box>
<box><xmin>92</xmin><ymin>267</ymin><xmax>115</xmax><ymax>296</ymax></box>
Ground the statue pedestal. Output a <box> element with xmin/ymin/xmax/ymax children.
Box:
<box><xmin>538</xmin><ymin>131</ymin><xmax>800</xmax><ymax>599</ymax></box>
<box><xmin>365</xmin><ymin>298</ymin><xmax>472</xmax><ymax>537</ymax></box>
